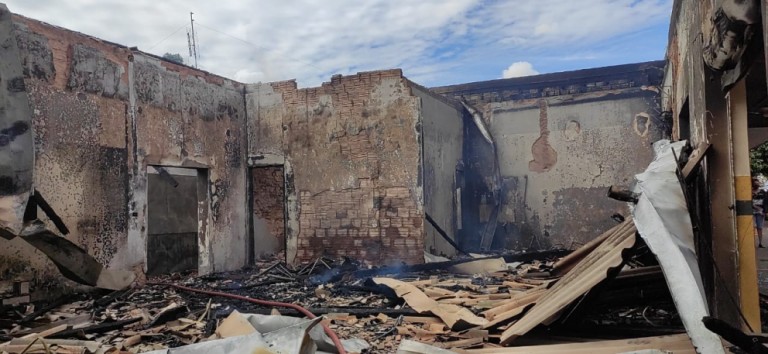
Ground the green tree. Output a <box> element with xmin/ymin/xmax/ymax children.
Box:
<box><xmin>162</xmin><ymin>53</ymin><xmax>184</xmax><ymax>64</ymax></box>
<box><xmin>751</xmin><ymin>141</ymin><xmax>768</xmax><ymax>176</ymax></box>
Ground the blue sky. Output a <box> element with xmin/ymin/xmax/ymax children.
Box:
<box><xmin>5</xmin><ymin>0</ymin><xmax>672</xmax><ymax>87</ymax></box>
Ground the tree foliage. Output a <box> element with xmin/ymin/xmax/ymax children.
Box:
<box><xmin>162</xmin><ymin>53</ymin><xmax>184</xmax><ymax>64</ymax></box>
<box><xmin>751</xmin><ymin>141</ymin><xmax>768</xmax><ymax>176</ymax></box>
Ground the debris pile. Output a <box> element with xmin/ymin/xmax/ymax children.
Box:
<box><xmin>0</xmin><ymin>215</ymin><xmax>710</xmax><ymax>353</ymax></box>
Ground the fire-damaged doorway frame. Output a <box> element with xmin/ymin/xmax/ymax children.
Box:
<box><xmin>247</xmin><ymin>155</ymin><xmax>296</xmax><ymax>265</ymax></box>
<box><xmin>145</xmin><ymin>166</ymin><xmax>209</xmax><ymax>275</ymax></box>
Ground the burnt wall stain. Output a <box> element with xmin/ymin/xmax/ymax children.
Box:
<box><xmin>7</xmin><ymin>76</ymin><xmax>26</xmax><ymax>92</ymax></box>
<box><xmin>67</xmin><ymin>44</ymin><xmax>124</xmax><ymax>98</ymax></box>
<box><xmin>459</xmin><ymin>110</ymin><xmax>497</xmax><ymax>252</ymax></box>
<box><xmin>528</xmin><ymin>99</ymin><xmax>557</xmax><ymax>173</ymax></box>
<box><xmin>14</xmin><ymin>22</ymin><xmax>55</xmax><ymax>81</ymax></box>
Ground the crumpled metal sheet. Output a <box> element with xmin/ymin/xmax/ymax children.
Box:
<box><xmin>146</xmin><ymin>314</ymin><xmax>370</xmax><ymax>354</ymax></box>
<box><xmin>631</xmin><ymin>139</ymin><xmax>724</xmax><ymax>354</ymax></box>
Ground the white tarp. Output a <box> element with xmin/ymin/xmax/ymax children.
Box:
<box><xmin>146</xmin><ymin>313</ymin><xmax>369</xmax><ymax>354</ymax></box>
<box><xmin>631</xmin><ymin>140</ymin><xmax>724</xmax><ymax>354</ymax></box>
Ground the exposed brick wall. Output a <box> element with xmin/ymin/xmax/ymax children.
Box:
<box><xmin>251</xmin><ymin>166</ymin><xmax>285</xmax><ymax>253</ymax></box>
<box><xmin>297</xmin><ymin>186</ymin><xmax>423</xmax><ymax>263</ymax></box>
<box><xmin>247</xmin><ymin>71</ymin><xmax>425</xmax><ymax>265</ymax></box>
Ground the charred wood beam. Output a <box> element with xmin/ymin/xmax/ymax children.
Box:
<box><xmin>219</xmin><ymin>306</ymin><xmax>421</xmax><ymax>319</ymax></box>
<box><xmin>19</xmin><ymin>295</ymin><xmax>75</xmax><ymax>325</ymax></box>
<box><xmin>703</xmin><ymin>316</ymin><xmax>768</xmax><ymax>354</ymax></box>
<box><xmin>317</xmin><ymin>249</ymin><xmax>571</xmax><ymax>283</ymax></box>
<box><xmin>50</xmin><ymin>317</ymin><xmax>141</xmax><ymax>339</ymax></box>
<box><xmin>425</xmin><ymin>212</ymin><xmax>468</xmax><ymax>255</ymax></box>
<box><xmin>32</xmin><ymin>190</ymin><xmax>70</xmax><ymax>235</ymax></box>
<box><xmin>607</xmin><ymin>186</ymin><xmax>639</xmax><ymax>204</ymax></box>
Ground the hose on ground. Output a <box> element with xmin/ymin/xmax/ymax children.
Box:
<box><xmin>148</xmin><ymin>282</ymin><xmax>348</xmax><ymax>354</ymax></box>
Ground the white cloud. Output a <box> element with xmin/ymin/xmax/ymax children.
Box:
<box><xmin>3</xmin><ymin>0</ymin><xmax>672</xmax><ymax>87</ymax></box>
<box><xmin>502</xmin><ymin>61</ymin><xmax>539</xmax><ymax>78</ymax></box>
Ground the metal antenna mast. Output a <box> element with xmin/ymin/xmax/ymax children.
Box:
<box><xmin>187</xmin><ymin>12</ymin><xmax>198</xmax><ymax>68</ymax></box>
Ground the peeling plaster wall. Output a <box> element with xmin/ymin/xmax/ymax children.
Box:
<box><xmin>434</xmin><ymin>61</ymin><xmax>666</xmax><ymax>250</ymax></box>
<box><xmin>0</xmin><ymin>14</ymin><xmax>247</xmax><ymax>282</ymax></box>
<box><xmin>410</xmin><ymin>84</ymin><xmax>463</xmax><ymax>257</ymax></box>
<box><xmin>246</xmin><ymin>71</ymin><xmax>425</xmax><ymax>265</ymax></box>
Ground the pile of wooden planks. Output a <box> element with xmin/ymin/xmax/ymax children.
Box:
<box><xmin>377</xmin><ymin>218</ymin><xmax>703</xmax><ymax>352</ymax></box>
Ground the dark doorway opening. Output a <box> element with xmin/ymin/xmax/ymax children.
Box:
<box><xmin>250</xmin><ymin>166</ymin><xmax>286</xmax><ymax>262</ymax></box>
<box><xmin>146</xmin><ymin>166</ymin><xmax>201</xmax><ymax>275</ymax></box>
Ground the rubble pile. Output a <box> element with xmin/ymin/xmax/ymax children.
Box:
<box><xmin>0</xmin><ymin>216</ymin><xmax>707</xmax><ymax>353</ymax></box>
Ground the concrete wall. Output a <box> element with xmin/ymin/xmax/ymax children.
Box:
<box><xmin>435</xmin><ymin>61</ymin><xmax>666</xmax><ymax>250</ymax></box>
<box><xmin>246</xmin><ymin>71</ymin><xmax>426</xmax><ymax>265</ymax></box>
<box><xmin>0</xmin><ymin>13</ymin><xmax>247</xmax><ymax>282</ymax></box>
<box><xmin>410</xmin><ymin>84</ymin><xmax>464</xmax><ymax>256</ymax></box>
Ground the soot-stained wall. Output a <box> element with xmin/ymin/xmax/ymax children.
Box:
<box><xmin>410</xmin><ymin>83</ymin><xmax>464</xmax><ymax>257</ymax></box>
<box><xmin>0</xmin><ymin>13</ymin><xmax>247</xmax><ymax>282</ymax></box>
<box><xmin>434</xmin><ymin>61</ymin><xmax>666</xmax><ymax>251</ymax></box>
<box><xmin>246</xmin><ymin>71</ymin><xmax>427</xmax><ymax>265</ymax></box>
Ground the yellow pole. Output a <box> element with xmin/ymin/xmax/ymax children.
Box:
<box><xmin>729</xmin><ymin>79</ymin><xmax>761</xmax><ymax>331</ymax></box>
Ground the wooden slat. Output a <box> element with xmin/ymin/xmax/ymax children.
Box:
<box><xmin>500</xmin><ymin>219</ymin><xmax>637</xmax><ymax>344</ymax></box>
<box><xmin>456</xmin><ymin>334</ymin><xmax>697</xmax><ymax>353</ymax></box>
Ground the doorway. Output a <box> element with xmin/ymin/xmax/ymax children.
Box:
<box><xmin>146</xmin><ymin>166</ymin><xmax>202</xmax><ymax>275</ymax></box>
<box><xmin>250</xmin><ymin>166</ymin><xmax>286</xmax><ymax>261</ymax></box>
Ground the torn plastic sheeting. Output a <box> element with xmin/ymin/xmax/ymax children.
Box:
<box><xmin>631</xmin><ymin>139</ymin><xmax>724</xmax><ymax>354</ymax></box>
<box><xmin>145</xmin><ymin>317</ymin><xmax>321</xmax><ymax>354</ymax></box>
<box><xmin>239</xmin><ymin>313</ymin><xmax>370</xmax><ymax>353</ymax></box>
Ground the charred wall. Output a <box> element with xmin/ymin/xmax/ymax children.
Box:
<box><xmin>246</xmin><ymin>71</ymin><xmax>425</xmax><ymax>265</ymax></box>
<box><xmin>434</xmin><ymin>61</ymin><xmax>666</xmax><ymax>251</ymax></box>
<box><xmin>0</xmin><ymin>13</ymin><xmax>247</xmax><ymax>282</ymax></box>
<box><xmin>409</xmin><ymin>83</ymin><xmax>464</xmax><ymax>257</ymax></box>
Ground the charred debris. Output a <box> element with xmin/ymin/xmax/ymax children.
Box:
<box><xmin>0</xmin><ymin>140</ymin><xmax>755</xmax><ymax>353</ymax></box>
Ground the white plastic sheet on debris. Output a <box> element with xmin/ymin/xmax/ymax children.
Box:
<box><xmin>146</xmin><ymin>313</ymin><xmax>369</xmax><ymax>354</ymax></box>
<box><xmin>631</xmin><ymin>139</ymin><xmax>724</xmax><ymax>354</ymax></box>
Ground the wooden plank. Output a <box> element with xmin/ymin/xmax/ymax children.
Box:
<box><xmin>402</xmin><ymin>316</ymin><xmax>444</xmax><ymax>324</ymax></box>
<box><xmin>481</xmin><ymin>287</ymin><xmax>546</xmax><ymax>319</ymax></box>
<box><xmin>456</xmin><ymin>334</ymin><xmax>696</xmax><ymax>353</ymax></box>
<box><xmin>13</xmin><ymin>314</ymin><xmax>92</xmax><ymax>336</ymax></box>
<box><xmin>21</xmin><ymin>324</ymin><xmax>68</xmax><ymax>339</ymax></box>
<box><xmin>2</xmin><ymin>295</ymin><xmax>29</xmax><ymax>306</ymax></box>
<box><xmin>500</xmin><ymin>219</ymin><xmax>637</xmax><ymax>344</ymax></box>
<box><xmin>373</xmin><ymin>278</ymin><xmax>487</xmax><ymax>330</ymax></box>
<box><xmin>552</xmin><ymin>220</ymin><xmax>628</xmax><ymax>276</ymax></box>
<box><xmin>682</xmin><ymin>143</ymin><xmax>711</xmax><ymax>181</ymax></box>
